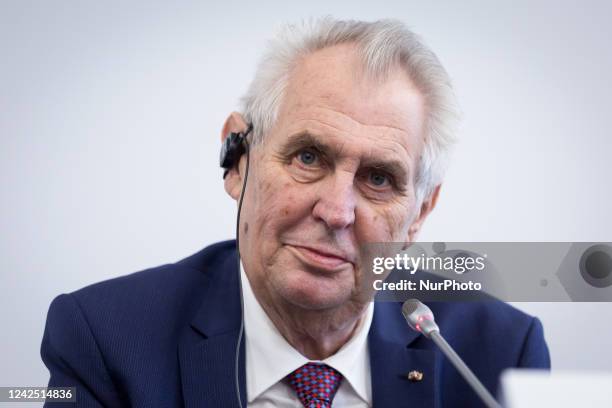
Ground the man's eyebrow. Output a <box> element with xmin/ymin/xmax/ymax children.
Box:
<box><xmin>280</xmin><ymin>131</ymin><xmax>333</xmax><ymax>155</ymax></box>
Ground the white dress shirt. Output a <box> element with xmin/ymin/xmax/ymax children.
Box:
<box><xmin>240</xmin><ymin>265</ymin><xmax>374</xmax><ymax>407</ymax></box>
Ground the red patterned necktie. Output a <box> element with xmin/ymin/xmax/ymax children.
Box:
<box><xmin>287</xmin><ymin>362</ymin><xmax>343</xmax><ymax>408</ymax></box>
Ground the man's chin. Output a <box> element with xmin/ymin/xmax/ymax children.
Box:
<box><xmin>275</xmin><ymin>272</ymin><xmax>353</xmax><ymax>311</ymax></box>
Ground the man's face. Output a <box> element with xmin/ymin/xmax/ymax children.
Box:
<box><xmin>229</xmin><ymin>44</ymin><xmax>434</xmax><ymax>313</ymax></box>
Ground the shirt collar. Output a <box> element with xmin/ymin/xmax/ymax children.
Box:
<box><xmin>241</xmin><ymin>263</ymin><xmax>374</xmax><ymax>404</ymax></box>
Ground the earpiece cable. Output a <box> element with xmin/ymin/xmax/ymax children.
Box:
<box><xmin>234</xmin><ymin>124</ymin><xmax>252</xmax><ymax>408</ymax></box>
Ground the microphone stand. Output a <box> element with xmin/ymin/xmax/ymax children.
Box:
<box><xmin>429</xmin><ymin>330</ymin><xmax>502</xmax><ymax>408</ymax></box>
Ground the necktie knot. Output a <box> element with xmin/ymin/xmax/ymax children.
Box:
<box><xmin>287</xmin><ymin>362</ymin><xmax>343</xmax><ymax>408</ymax></box>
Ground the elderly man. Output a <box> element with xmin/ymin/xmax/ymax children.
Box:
<box><xmin>41</xmin><ymin>18</ymin><xmax>549</xmax><ymax>407</ymax></box>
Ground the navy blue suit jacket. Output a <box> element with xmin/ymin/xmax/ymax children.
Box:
<box><xmin>41</xmin><ymin>240</ymin><xmax>550</xmax><ymax>407</ymax></box>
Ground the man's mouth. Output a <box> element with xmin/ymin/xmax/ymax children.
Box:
<box><xmin>285</xmin><ymin>244</ymin><xmax>353</xmax><ymax>272</ymax></box>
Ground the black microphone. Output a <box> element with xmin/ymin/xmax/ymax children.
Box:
<box><xmin>402</xmin><ymin>299</ymin><xmax>502</xmax><ymax>408</ymax></box>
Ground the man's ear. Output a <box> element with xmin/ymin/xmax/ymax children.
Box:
<box><xmin>407</xmin><ymin>184</ymin><xmax>442</xmax><ymax>242</ymax></box>
<box><xmin>221</xmin><ymin>112</ymin><xmax>249</xmax><ymax>201</ymax></box>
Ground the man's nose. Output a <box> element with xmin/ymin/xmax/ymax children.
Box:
<box><xmin>312</xmin><ymin>173</ymin><xmax>356</xmax><ymax>230</ymax></box>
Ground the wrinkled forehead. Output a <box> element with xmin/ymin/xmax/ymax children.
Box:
<box><xmin>285</xmin><ymin>45</ymin><xmax>423</xmax><ymax>121</ymax></box>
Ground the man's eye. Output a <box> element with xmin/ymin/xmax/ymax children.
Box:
<box><xmin>369</xmin><ymin>171</ymin><xmax>390</xmax><ymax>187</ymax></box>
<box><xmin>297</xmin><ymin>149</ymin><xmax>318</xmax><ymax>165</ymax></box>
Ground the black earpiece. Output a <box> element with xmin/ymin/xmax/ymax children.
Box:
<box><xmin>219</xmin><ymin>124</ymin><xmax>253</xmax><ymax>179</ymax></box>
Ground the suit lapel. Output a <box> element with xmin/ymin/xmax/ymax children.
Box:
<box><xmin>369</xmin><ymin>302</ymin><xmax>437</xmax><ymax>408</ymax></box>
<box><xmin>178</xmin><ymin>250</ymin><xmax>247</xmax><ymax>407</ymax></box>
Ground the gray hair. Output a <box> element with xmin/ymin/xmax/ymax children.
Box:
<box><xmin>240</xmin><ymin>17</ymin><xmax>460</xmax><ymax>204</ymax></box>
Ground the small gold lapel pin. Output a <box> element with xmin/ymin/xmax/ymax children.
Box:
<box><xmin>407</xmin><ymin>370</ymin><xmax>424</xmax><ymax>382</ymax></box>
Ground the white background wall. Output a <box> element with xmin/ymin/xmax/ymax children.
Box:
<box><xmin>2</xmin><ymin>0</ymin><xmax>611</xmax><ymax>391</ymax></box>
